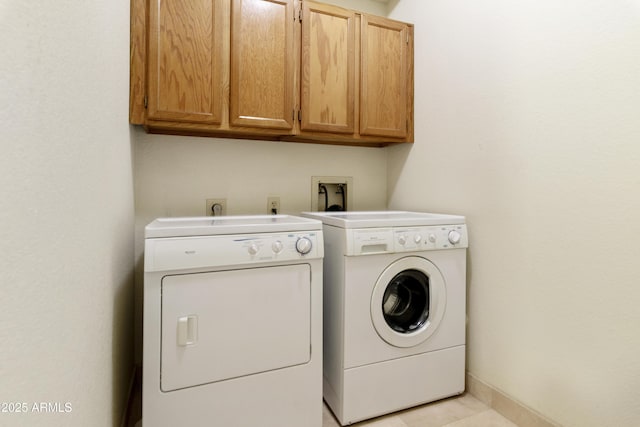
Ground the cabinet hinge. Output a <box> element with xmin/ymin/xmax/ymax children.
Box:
<box><xmin>144</xmin><ymin>95</ymin><xmax>148</xmax><ymax>109</ymax></box>
<box><xmin>298</xmin><ymin>6</ymin><xmax>302</xmax><ymax>22</ymax></box>
<box><xmin>298</xmin><ymin>110</ymin><xmax>302</xmax><ymax>122</ymax></box>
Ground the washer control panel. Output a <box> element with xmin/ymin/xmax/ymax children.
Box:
<box><xmin>145</xmin><ymin>231</ymin><xmax>323</xmax><ymax>272</ymax></box>
<box><xmin>393</xmin><ymin>224</ymin><xmax>467</xmax><ymax>252</ymax></box>
<box><xmin>346</xmin><ymin>225</ymin><xmax>467</xmax><ymax>256</ymax></box>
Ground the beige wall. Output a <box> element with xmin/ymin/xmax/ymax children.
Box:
<box><xmin>323</xmin><ymin>0</ymin><xmax>388</xmax><ymax>15</ymax></box>
<box><xmin>0</xmin><ymin>1</ymin><xmax>134</xmax><ymax>426</ymax></box>
<box><xmin>387</xmin><ymin>1</ymin><xmax>640</xmax><ymax>426</ymax></box>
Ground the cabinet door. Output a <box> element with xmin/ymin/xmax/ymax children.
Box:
<box><xmin>147</xmin><ymin>0</ymin><xmax>224</xmax><ymax>124</ymax></box>
<box><xmin>360</xmin><ymin>15</ymin><xmax>409</xmax><ymax>138</ymax></box>
<box><xmin>230</xmin><ymin>0</ymin><xmax>295</xmax><ymax>130</ymax></box>
<box><xmin>301</xmin><ymin>1</ymin><xmax>355</xmax><ymax>134</ymax></box>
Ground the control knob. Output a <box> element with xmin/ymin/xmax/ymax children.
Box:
<box><xmin>398</xmin><ymin>235</ymin><xmax>407</xmax><ymax>245</ymax></box>
<box><xmin>448</xmin><ymin>230</ymin><xmax>462</xmax><ymax>245</ymax></box>
<box><xmin>295</xmin><ymin>237</ymin><xmax>313</xmax><ymax>255</ymax></box>
<box><xmin>272</xmin><ymin>240</ymin><xmax>284</xmax><ymax>254</ymax></box>
<box><xmin>414</xmin><ymin>234</ymin><xmax>422</xmax><ymax>244</ymax></box>
<box><xmin>247</xmin><ymin>243</ymin><xmax>259</xmax><ymax>255</ymax></box>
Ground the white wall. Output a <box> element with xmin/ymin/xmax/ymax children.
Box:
<box><xmin>324</xmin><ymin>0</ymin><xmax>387</xmax><ymax>15</ymax></box>
<box><xmin>134</xmin><ymin>134</ymin><xmax>387</xmax><ymax>220</ymax></box>
<box><xmin>387</xmin><ymin>1</ymin><xmax>640</xmax><ymax>426</ymax></box>
<box><xmin>0</xmin><ymin>1</ymin><xmax>134</xmax><ymax>426</ymax></box>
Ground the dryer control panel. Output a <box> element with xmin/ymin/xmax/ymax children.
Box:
<box><xmin>145</xmin><ymin>231</ymin><xmax>323</xmax><ymax>272</ymax></box>
<box><xmin>345</xmin><ymin>225</ymin><xmax>467</xmax><ymax>256</ymax></box>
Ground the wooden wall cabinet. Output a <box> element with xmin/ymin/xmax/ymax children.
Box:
<box><xmin>130</xmin><ymin>0</ymin><xmax>414</xmax><ymax>146</ymax></box>
<box><xmin>360</xmin><ymin>14</ymin><xmax>411</xmax><ymax>139</ymax></box>
<box><xmin>146</xmin><ymin>0</ymin><xmax>225</xmax><ymax>125</ymax></box>
<box><xmin>294</xmin><ymin>1</ymin><xmax>413</xmax><ymax>145</ymax></box>
<box><xmin>230</xmin><ymin>0</ymin><xmax>295</xmax><ymax>131</ymax></box>
<box><xmin>299</xmin><ymin>1</ymin><xmax>355</xmax><ymax>135</ymax></box>
<box><xmin>131</xmin><ymin>0</ymin><xmax>295</xmax><ymax>138</ymax></box>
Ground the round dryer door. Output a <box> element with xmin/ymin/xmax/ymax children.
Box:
<box><xmin>371</xmin><ymin>256</ymin><xmax>446</xmax><ymax>348</ymax></box>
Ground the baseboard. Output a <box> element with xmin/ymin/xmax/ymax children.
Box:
<box><xmin>466</xmin><ymin>372</ymin><xmax>561</xmax><ymax>427</ymax></box>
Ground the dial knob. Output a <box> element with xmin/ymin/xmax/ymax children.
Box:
<box><xmin>295</xmin><ymin>237</ymin><xmax>312</xmax><ymax>255</ymax></box>
<box><xmin>428</xmin><ymin>233</ymin><xmax>437</xmax><ymax>243</ymax></box>
<box><xmin>272</xmin><ymin>240</ymin><xmax>283</xmax><ymax>254</ymax></box>
<box><xmin>448</xmin><ymin>230</ymin><xmax>462</xmax><ymax>245</ymax></box>
<box><xmin>398</xmin><ymin>235</ymin><xmax>407</xmax><ymax>245</ymax></box>
<box><xmin>414</xmin><ymin>234</ymin><xmax>422</xmax><ymax>244</ymax></box>
<box><xmin>247</xmin><ymin>243</ymin><xmax>259</xmax><ymax>255</ymax></box>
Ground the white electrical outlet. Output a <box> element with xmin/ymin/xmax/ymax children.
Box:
<box><xmin>267</xmin><ymin>197</ymin><xmax>280</xmax><ymax>215</ymax></box>
<box><xmin>206</xmin><ymin>198</ymin><xmax>226</xmax><ymax>216</ymax></box>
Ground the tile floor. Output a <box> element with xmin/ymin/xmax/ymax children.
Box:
<box><xmin>126</xmin><ymin>374</ymin><xmax>520</xmax><ymax>427</ymax></box>
<box><xmin>322</xmin><ymin>394</ymin><xmax>519</xmax><ymax>427</ymax></box>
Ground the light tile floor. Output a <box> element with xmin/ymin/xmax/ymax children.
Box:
<box><xmin>322</xmin><ymin>394</ymin><xmax>519</xmax><ymax>427</ymax></box>
<box><xmin>126</xmin><ymin>376</ymin><xmax>519</xmax><ymax>427</ymax></box>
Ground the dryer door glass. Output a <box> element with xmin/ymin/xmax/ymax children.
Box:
<box><xmin>382</xmin><ymin>269</ymin><xmax>429</xmax><ymax>333</ymax></box>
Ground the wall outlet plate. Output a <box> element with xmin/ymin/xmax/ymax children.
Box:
<box><xmin>205</xmin><ymin>198</ymin><xmax>226</xmax><ymax>216</ymax></box>
<box><xmin>267</xmin><ymin>197</ymin><xmax>280</xmax><ymax>215</ymax></box>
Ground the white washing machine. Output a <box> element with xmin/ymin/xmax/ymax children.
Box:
<box><xmin>301</xmin><ymin>211</ymin><xmax>468</xmax><ymax>425</ymax></box>
<box><xmin>143</xmin><ymin>215</ymin><xmax>323</xmax><ymax>427</ymax></box>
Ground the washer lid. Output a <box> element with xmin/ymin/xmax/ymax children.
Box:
<box><xmin>301</xmin><ymin>211</ymin><xmax>465</xmax><ymax>228</ymax></box>
<box><xmin>145</xmin><ymin>215</ymin><xmax>322</xmax><ymax>238</ymax></box>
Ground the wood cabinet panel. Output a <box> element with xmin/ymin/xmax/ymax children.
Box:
<box><xmin>360</xmin><ymin>14</ymin><xmax>408</xmax><ymax>138</ymax></box>
<box><xmin>147</xmin><ymin>0</ymin><xmax>224</xmax><ymax>124</ymax></box>
<box><xmin>301</xmin><ymin>1</ymin><xmax>355</xmax><ymax>134</ymax></box>
<box><xmin>230</xmin><ymin>0</ymin><xmax>295</xmax><ymax>130</ymax></box>
<box><xmin>130</xmin><ymin>0</ymin><xmax>146</xmax><ymax>124</ymax></box>
<box><xmin>130</xmin><ymin>0</ymin><xmax>413</xmax><ymax>146</ymax></box>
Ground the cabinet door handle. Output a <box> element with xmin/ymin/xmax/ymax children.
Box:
<box><xmin>177</xmin><ymin>315</ymin><xmax>198</xmax><ymax>346</ymax></box>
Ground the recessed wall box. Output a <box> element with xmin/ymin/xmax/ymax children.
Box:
<box><xmin>311</xmin><ymin>176</ymin><xmax>353</xmax><ymax>212</ymax></box>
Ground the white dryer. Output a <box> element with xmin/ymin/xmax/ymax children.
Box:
<box><xmin>143</xmin><ymin>215</ymin><xmax>323</xmax><ymax>427</ymax></box>
<box><xmin>301</xmin><ymin>211</ymin><xmax>468</xmax><ymax>425</ymax></box>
